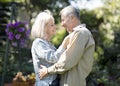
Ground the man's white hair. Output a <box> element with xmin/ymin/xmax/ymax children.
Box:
<box><xmin>60</xmin><ymin>5</ymin><xmax>80</xmax><ymax>19</ymax></box>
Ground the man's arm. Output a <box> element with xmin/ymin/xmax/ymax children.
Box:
<box><xmin>39</xmin><ymin>30</ymin><xmax>91</xmax><ymax>79</ymax></box>
<box><xmin>47</xmin><ymin>31</ymin><xmax>89</xmax><ymax>74</ymax></box>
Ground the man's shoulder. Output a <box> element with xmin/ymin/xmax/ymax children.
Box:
<box><xmin>79</xmin><ymin>27</ymin><xmax>92</xmax><ymax>36</ymax></box>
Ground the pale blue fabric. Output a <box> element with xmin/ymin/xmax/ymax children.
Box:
<box><xmin>31</xmin><ymin>38</ymin><xmax>64</xmax><ymax>86</ymax></box>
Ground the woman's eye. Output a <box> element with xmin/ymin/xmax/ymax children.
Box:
<box><xmin>51</xmin><ymin>24</ymin><xmax>53</xmax><ymax>26</ymax></box>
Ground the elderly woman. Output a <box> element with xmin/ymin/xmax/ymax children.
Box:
<box><xmin>31</xmin><ymin>10</ymin><xmax>66</xmax><ymax>86</ymax></box>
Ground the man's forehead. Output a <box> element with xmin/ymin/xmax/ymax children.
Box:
<box><xmin>61</xmin><ymin>14</ymin><xmax>67</xmax><ymax>20</ymax></box>
<box><xmin>61</xmin><ymin>12</ymin><xmax>68</xmax><ymax>17</ymax></box>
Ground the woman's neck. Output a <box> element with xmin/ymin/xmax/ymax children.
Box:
<box><xmin>44</xmin><ymin>35</ymin><xmax>51</xmax><ymax>41</ymax></box>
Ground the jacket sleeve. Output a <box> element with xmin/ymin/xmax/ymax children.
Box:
<box><xmin>47</xmin><ymin>30</ymin><xmax>90</xmax><ymax>74</ymax></box>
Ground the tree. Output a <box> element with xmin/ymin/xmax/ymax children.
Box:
<box><xmin>91</xmin><ymin>0</ymin><xmax>120</xmax><ymax>85</ymax></box>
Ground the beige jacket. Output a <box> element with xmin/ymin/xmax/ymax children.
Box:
<box><xmin>48</xmin><ymin>25</ymin><xmax>95</xmax><ymax>86</ymax></box>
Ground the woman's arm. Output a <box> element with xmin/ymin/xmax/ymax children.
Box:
<box><xmin>34</xmin><ymin>39</ymin><xmax>65</xmax><ymax>63</ymax></box>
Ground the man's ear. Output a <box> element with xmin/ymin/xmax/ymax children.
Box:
<box><xmin>71</xmin><ymin>15</ymin><xmax>76</xmax><ymax>21</ymax></box>
<box><xmin>71</xmin><ymin>15</ymin><xmax>74</xmax><ymax>20</ymax></box>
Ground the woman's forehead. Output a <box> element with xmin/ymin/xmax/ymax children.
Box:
<box><xmin>47</xmin><ymin>18</ymin><xmax>54</xmax><ymax>25</ymax></box>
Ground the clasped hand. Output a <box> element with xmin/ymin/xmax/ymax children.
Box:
<box><xmin>39</xmin><ymin>65</ymin><xmax>48</xmax><ymax>79</ymax></box>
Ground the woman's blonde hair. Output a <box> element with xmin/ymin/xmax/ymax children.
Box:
<box><xmin>31</xmin><ymin>10</ymin><xmax>54</xmax><ymax>39</ymax></box>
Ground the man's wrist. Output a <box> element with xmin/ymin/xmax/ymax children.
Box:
<box><xmin>47</xmin><ymin>68</ymin><xmax>50</xmax><ymax>74</ymax></box>
<box><xmin>47</xmin><ymin>66</ymin><xmax>54</xmax><ymax>74</ymax></box>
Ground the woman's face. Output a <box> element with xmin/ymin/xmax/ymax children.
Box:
<box><xmin>45</xmin><ymin>19</ymin><xmax>56</xmax><ymax>37</ymax></box>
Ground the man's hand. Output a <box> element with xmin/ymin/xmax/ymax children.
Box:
<box><xmin>39</xmin><ymin>65</ymin><xmax>48</xmax><ymax>79</ymax></box>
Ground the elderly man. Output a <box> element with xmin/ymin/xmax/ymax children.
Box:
<box><xmin>39</xmin><ymin>5</ymin><xmax>95</xmax><ymax>86</ymax></box>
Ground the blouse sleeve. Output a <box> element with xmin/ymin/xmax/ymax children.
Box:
<box><xmin>34</xmin><ymin>39</ymin><xmax>65</xmax><ymax>63</ymax></box>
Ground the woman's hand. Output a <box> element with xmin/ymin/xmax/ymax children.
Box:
<box><xmin>39</xmin><ymin>65</ymin><xmax>48</xmax><ymax>79</ymax></box>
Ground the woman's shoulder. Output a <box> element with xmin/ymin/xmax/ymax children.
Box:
<box><xmin>32</xmin><ymin>38</ymin><xmax>47</xmax><ymax>46</ymax></box>
<box><xmin>33</xmin><ymin>38</ymin><xmax>45</xmax><ymax>43</ymax></box>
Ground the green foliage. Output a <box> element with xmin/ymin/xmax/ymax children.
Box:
<box><xmin>96</xmin><ymin>0</ymin><xmax>120</xmax><ymax>69</ymax></box>
<box><xmin>87</xmin><ymin>0</ymin><xmax>120</xmax><ymax>85</ymax></box>
<box><xmin>0</xmin><ymin>3</ymin><xmax>10</xmax><ymax>38</ymax></box>
<box><xmin>3</xmin><ymin>46</ymin><xmax>33</xmax><ymax>83</ymax></box>
<box><xmin>52</xmin><ymin>26</ymin><xmax>67</xmax><ymax>48</ymax></box>
<box><xmin>80</xmin><ymin>10</ymin><xmax>103</xmax><ymax>30</ymax></box>
<box><xmin>29</xmin><ymin>0</ymin><xmax>69</xmax><ymax>23</ymax></box>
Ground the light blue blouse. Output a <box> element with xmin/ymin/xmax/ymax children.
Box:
<box><xmin>31</xmin><ymin>38</ymin><xmax>65</xmax><ymax>86</ymax></box>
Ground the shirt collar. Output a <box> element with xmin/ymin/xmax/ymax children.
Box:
<box><xmin>73</xmin><ymin>24</ymin><xmax>86</xmax><ymax>31</ymax></box>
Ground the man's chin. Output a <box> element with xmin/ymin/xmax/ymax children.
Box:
<box><xmin>66</xmin><ymin>28</ymin><xmax>69</xmax><ymax>31</ymax></box>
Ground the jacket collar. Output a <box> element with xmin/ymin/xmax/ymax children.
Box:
<box><xmin>73</xmin><ymin>24</ymin><xmax>86</xmax><ymax>31</ymax></box>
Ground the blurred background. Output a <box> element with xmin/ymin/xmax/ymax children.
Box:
<box><xmin>0</xmin><ymin>0</ymin><xmax>120</xmax><ymax>86</ymax></box>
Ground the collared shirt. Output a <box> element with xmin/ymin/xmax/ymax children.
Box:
<box><xmin>31</xmin><ymin>38</ymin><xmax>65</xmax><ymax>86</ymax></box>
<box><xmin>73</xmin><ymin>24</ymin><xmax>86</xmax><ymax>31</ymax></box>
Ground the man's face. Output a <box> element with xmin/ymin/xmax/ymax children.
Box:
<box><xmin>61</xmin><ymin>14</ymin><xmax>73</xmax><ymax>32</ymax></box>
